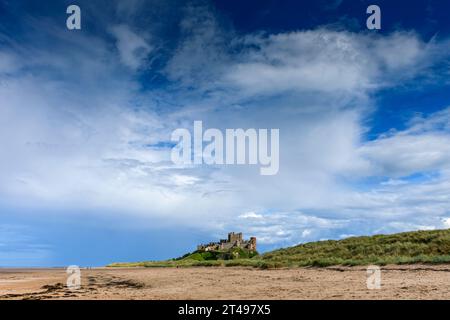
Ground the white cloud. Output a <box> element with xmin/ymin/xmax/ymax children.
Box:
<box><xmin>225</xmin><ymin>211</ymin><xmax>349</xmax><ymax>246</ymax></box>
<box><xmin>164</xmin><ymin>4</ymin><xmax>230</xmax><ymax>88</ymax></box>
<box><xmin>358</xmin><ymin>107</ymin><xmax>450</xmax><ymax>177</ymax></box>
<box><xmin>239</xmin><ymin>211</ymin><xmax>263</xmax><ymax>219</ymax></box>
<box><xmin>171</xmin><ymin>174</ymin><xmax>200</xmax><ymax>186</ymax></box>
<box><xmin>166</xmin><ymin>22</ymin><xmax>441</xmax><ymax>102</ymax></box>
<box><xmin>110</xmin><ymin>25</ymin><xmax>153</xmax><ymax>70</ymax></box>
<box><xmin>1</xmin><ymin>4</ymin><xmax>450</xmax><ymax>249</ymax></box>
<box><xmin>301</xmin><ymin>229</ymin><xmax>312</xmax><ymax>238</ymax></box>
<box><xmin>443</xmin><ymin>218</ymin><xmax>450</xmax><ymax>228</ymax></box>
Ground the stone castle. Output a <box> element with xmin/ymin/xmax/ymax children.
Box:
<box><xmin>197</xmin><ymin>232</ymin><xmax>257</xmax><ymax>252</ymax></box>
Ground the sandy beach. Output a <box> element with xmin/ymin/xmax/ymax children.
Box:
<box><xmin>1</xmin><ymin>265</ymin><xmax>450</xmax><ymax>300</ymax></box>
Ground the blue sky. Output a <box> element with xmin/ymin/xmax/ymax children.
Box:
<box><xmin>1</xmin><ymin>0</ymin><xmax>450</xmax><ymax>266</ymax></box>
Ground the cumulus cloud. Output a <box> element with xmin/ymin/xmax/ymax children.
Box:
<box><xmin>157</xmin><ymin>5</ymin><xmax>450</xmax><ymax>241</ymax></box>
<box><xmin>359</xmin><ymin>107</ymin><xmax>450</xmax><ymax>177</ymax></box>
<box><xmin>1</xmin><ymin>2</ymin><xmax>450</xmax><ymax>251</ymax></box>
<box><xmin>443</xmin><ymin>218</ymin><xmax>450</xmax><ymax>228</ymax></box>
<box><xmin>232</xmin><ymin>211</ymin><xmax>349</xmax><ymax>246</ymax></box>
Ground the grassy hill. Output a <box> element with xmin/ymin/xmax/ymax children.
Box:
<box><xmin>177</xmin><ymin>247</ymin><xmax>259</xmax><ymax>261</ymax></box>
<box><xmin>109</xmin><ymin>247</ymin><xmax>259</xmax><ymax>268</ymax></box>
<box><xmin>260</xmin><ymin>228</ymin><xmax>450</xmax><ymax>267</ymax></box>
<box><xmin>108</xmin><ymin>228</ymin><xmax>450</xmax><ymax>268</ymax></box>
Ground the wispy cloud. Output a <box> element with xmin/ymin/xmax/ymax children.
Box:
<box><xmin>110</xmin><ymin>24</ymin><xmax>153</xmax><ymax>70</ymax></box>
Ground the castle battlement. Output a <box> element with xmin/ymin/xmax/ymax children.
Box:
<box><xmin>197</xmin><ymin>232</ymin><xmax>256</xmax><ymax>252</ymax></box>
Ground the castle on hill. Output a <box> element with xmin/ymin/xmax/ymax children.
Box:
<box><xmin>197</xmin><ymin>232</ymin><xmax>257</xmax><ymax>252</ymax></box>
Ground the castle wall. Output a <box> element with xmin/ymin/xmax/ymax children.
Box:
<box><xmin>198</xmin><ymin>232</ymin><xmax>256</xmax><ymax>252</ymax></box>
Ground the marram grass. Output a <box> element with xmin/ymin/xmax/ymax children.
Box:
<box><xmin>108</xmin><ymin>228</ymin><xmax>450</xmax><ymax>268</ymax></box>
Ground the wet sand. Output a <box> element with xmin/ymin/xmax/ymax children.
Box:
<box><xmin>1</xmin><ymin>265</ymin><xmax>450</xmax><ymax>300</ymax></box>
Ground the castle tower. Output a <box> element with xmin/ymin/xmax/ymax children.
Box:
<box><xmin>228</xmin><ymin>232</ymin><xmax>240</xmax><ymax>243</ymax></box>
<box><xmin>249</xmin><ymin>237</ymin><xmax>257</xmax><ymax>251</ymax></box>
